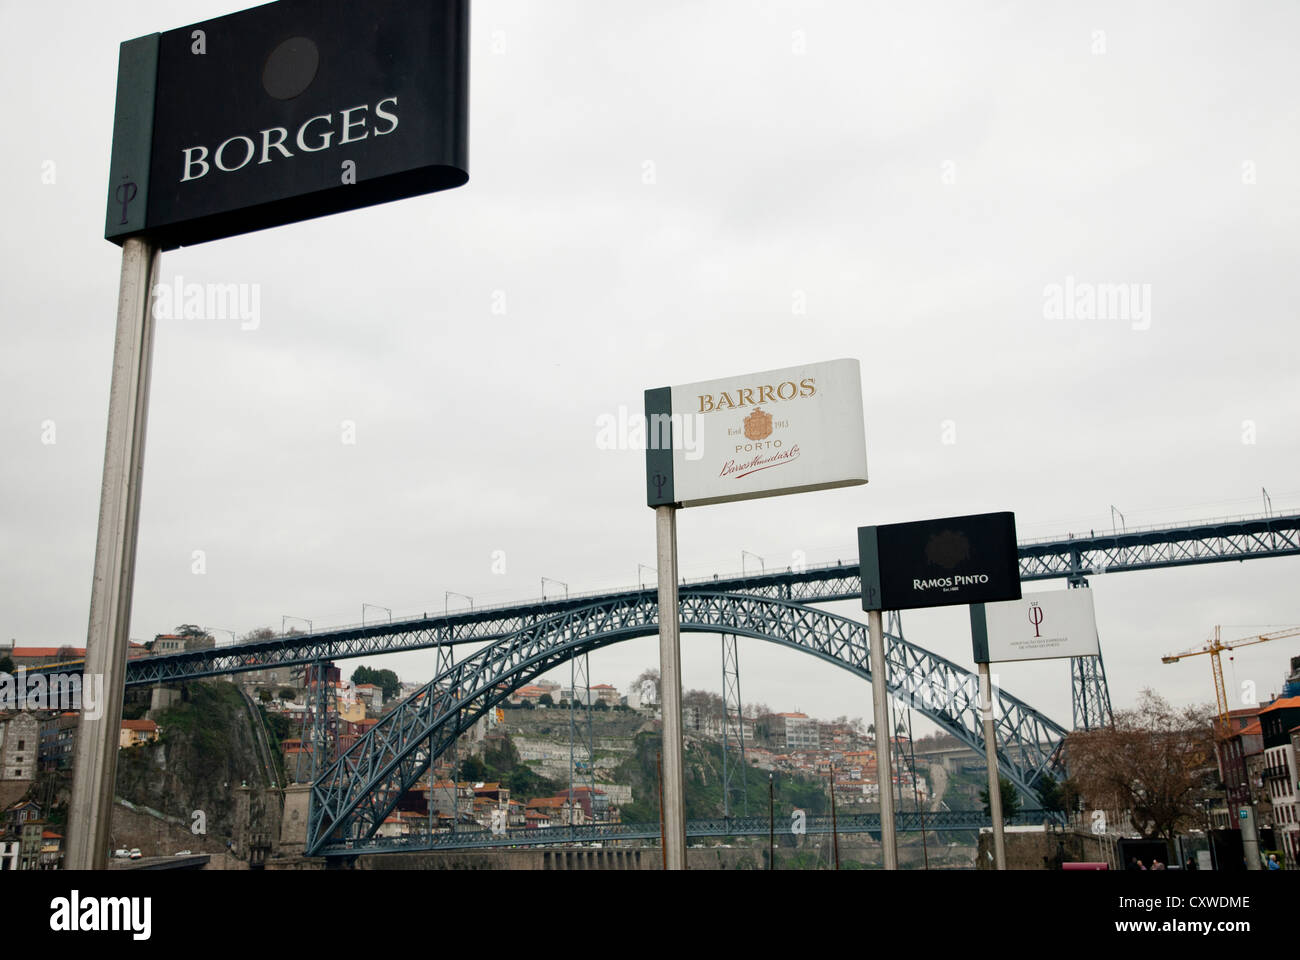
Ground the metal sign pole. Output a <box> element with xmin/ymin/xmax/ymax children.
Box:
<box><xmin>868</xmin><ymin>609</ymin><xmax>897</xmax><ymax>869</ymax></box>
<box><xmin>655</xmin><ymin>504</ymin><xmax>687</xmax><ymax>869</ymax></box>
<box><xmin>67</xmin><ymin>236</ymin><xmax>161</xmax><ymax>870</ymax></box>
<box><xmin>979</xmin><ymin>660</ymin><xmax>1007</xmax><ymax>870</ymax></box>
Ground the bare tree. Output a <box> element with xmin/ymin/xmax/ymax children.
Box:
<box><xmin>683</xmin><ymin>688</ymin><xmax>724</xmax><ymax>718</ymax></box>
<box><xmin>633</xmin><ymin>667</ymin><xmax>660</xmax><ymax>699</ymax></box>
<box><xmin>1065</xmin><ymin>688</ymin><xmax>1217</xmax><ymax>842</ymax></box>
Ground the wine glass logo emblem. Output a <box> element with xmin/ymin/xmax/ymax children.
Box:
<box><xmin>1028</xmin><ymin>603</ymin><xmax>1044</xmax><ymax>638</ymax></box>
<box><xmin>115</xmin><ymin>177</ymin><xmax>138</xmax><ymax>225</ymax></box>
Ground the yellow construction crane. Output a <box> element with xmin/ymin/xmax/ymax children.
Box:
<box><xmin>1162</xmin><ymin>625</ymin><xmax>1300</xmax><ymax>732</ymax></box>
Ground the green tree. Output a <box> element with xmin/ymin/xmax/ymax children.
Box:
<box><xmin>980</xmin><ymin>775</ymin><xmax>1022</xmax><ymax>822</ymax></box>
<box><xmin>263</xmin><ymin>712</ymin><xmax>291</xmax><ymax>744</ymax></box>
<box><xmin>0</xmin><ymin>655</ymin><xmax>14</xmax><ymax>674</ymax></box>
<box><xmin>458</xmin><ymin>755</ymin><xmax>489</xmax><ymax>782</ymax></box>
<box><xmin>1036</xmin><ymin>773</ymin><xmax>1067</xmax><ymax>814</ymax></box>
<box><xmin>351</xmin><ymin>665</ymin><xmax>400</xmax><ymax>700</ymax></box>
<box><xmin>173</xmin><ymin>625</ymin><xmax>212</xmax><ymax>645</ymax></box>
<box><xmin>538</xmin><ymin>694</ymin><xmax>553</xmax><ymax>707</ymax></box>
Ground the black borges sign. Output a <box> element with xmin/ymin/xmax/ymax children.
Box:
<box><xmin>859</xmin><ymin>512</ymin><xmax>1021</xmax><ymax>612</ymax></box>
<box><xmin>105</xmin><ymin>0</ymin><xmax>468</xmax><ymax>250</ymax></box>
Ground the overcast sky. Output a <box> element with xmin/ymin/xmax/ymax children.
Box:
<box><xmin>2</xmin><ymin>0</ymin><xmax>1298</xmax><ymax>738</ymax></box>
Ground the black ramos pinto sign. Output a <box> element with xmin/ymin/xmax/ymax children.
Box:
<box><xmin>859</xmin><ymin>511</ymin><xmax>1022</xmax><ymax>612</ymax></box>
<box><xmin>106</xmin><ymin>0</ymin><xmax>468</xmax><ymax>249</ymax></box>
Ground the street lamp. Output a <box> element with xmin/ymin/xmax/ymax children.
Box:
<box><xmin>205</xmin><ymin>627</ymin><xmax>237</xmax><ymax>647</ymax></box>
<box><xmin>444</xmin><ymin>591</ymin><xmax>474</xmax><ymax>615</ymax></box>
<box><xmin>637</xmin><ymin>563</ymin><xmax>655</xmax><ymax>589</ymax></box>
<box><xmin>768</xmin><ymin>772</ymin><xmax>775</xmax><ymax>871</ymax></box>
<box><xmin>541</xmin><ymin>577</ymin><xmax>568</xmax><ymax>600</ymax></box>
<box><xmin>361</xmin><ymin>603</ymin><xmax>391</xmax><ymax>627</ymax></box>
<box><xmin>742</xmin><ymin>550</ymin><xmax>765</xmax><ymax>575</ymax></box>
<box><xmin>281</xmin><ymin>615</ymin><xmax>312</xmax><ymax>636</ymax></box>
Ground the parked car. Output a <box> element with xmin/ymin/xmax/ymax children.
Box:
<box><xmin>112</xmin><ymin>849</ymin><xmax>131</xmax><ymax>859</ymax></box>
<box><xmin>129</xmin><ymin>848</ymin><xmax>142</xmax><ymax>859</ymax></box>
<box><xmin>173</xmin><ymin>850</ymin><xmax>192</xmax><ymax>856</ymax></box>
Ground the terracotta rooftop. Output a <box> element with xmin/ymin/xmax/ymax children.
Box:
<box><xmin>1260</xmin><ymin>696</ymin><xmax>1300</xmax><ymax>713</ymax></box>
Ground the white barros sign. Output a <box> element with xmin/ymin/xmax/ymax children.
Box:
<box><xmin>645</xmin><ymin>358</ymin><xmax>867</xmax><ymax>508</ymax></box>
<box><xmin>972</xmin><ymin>587</ymin><xmax>1101</xmax><ymax>663</ymax></box>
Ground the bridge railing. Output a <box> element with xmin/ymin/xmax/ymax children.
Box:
<box><xmin>323</xmin><ymin>809</ymin><xmax>1059</xmax><ymax>856</ymax></box>
<box><xmin>1017</xmin><ymin>507</ymin><xmax>1300</xmax><ymax>546</ymax></box>
<box><xmin>76</xmin><ymin>509</ymin><xmax>1300</xmax><ymax>668</ymax></box>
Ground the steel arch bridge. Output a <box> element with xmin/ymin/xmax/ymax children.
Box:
<box><xmin>106</xmin><ymin>509</ymin><xmax>1300</xmax><ymax>734</ymax></box>
<box><xmin>107</xmin><ymin>510</ymin><xmax>1300</xmax><ymax>688</ymax></box>
<box><xmin>307</xmin><ymin>592</ymin><xmax>1069</xmax><ymax>856</ymax></box>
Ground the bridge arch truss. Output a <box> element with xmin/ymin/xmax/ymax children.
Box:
<box><xmin>307</xmin><ymin>592</ymin><xmax>1069</xmax><ymax>856</ymax></box>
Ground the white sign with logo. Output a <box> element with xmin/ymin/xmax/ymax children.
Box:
<box><xmin>976</xmin><ymin>588</ymin><xmax>1101</xmax><ymax>663</ymax></box>
<box><xmin>655</xmin><ymin>358</ymin><xmax>867</xmax><ymax>508</ymax></box>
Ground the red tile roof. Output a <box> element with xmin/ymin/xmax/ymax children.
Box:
<box><xmin>7</xmin><ymin>644</ymin><xmax>145</xmax><ymax>657</ymax></box>
<box><xmin>121</xmin><ymin>719</ymin><xmax>158</xmax><ymax>732</ymax></box>
<box><xmin>527</xmin><ymin>797</ymin><xmax>568</xmax><ymax>810</ymax></box>
<box><xmin>9</xmin><ymin>647</ymin><xmax>85</xmax><ymax>658</ymax></box>
<box><xmin>1260</xmin><ymin>697</ymin><xmax>1300</xmax><ymax>713</ymax></box>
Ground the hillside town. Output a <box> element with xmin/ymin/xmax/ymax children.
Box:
<box><xmin>1</xmin><ymin>629</ymin><xmax>932</xmax><ymax>865</ymax></box>
<box><xmin>4</xmin><ymin>632</ymin><xmax>1300</xmax><ymax>872</ymax></box>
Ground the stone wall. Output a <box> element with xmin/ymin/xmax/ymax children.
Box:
<box><xmin>978</xmin><ymin>828</ymin><xmax>1117</xmax><ymax>870</ymax></box>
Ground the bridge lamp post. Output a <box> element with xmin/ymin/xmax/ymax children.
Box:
<box><xmin>282</xmin><ymin>615</ymin><xmax>312</xmax><ymax>636</ymax></box>
<box><xmin>541</xmin><ymin>577</ymin><xmax>568</xmax><ymax>600</ymax></box>
<box><xmin>741</xmin><ymin>550</ymin><xmax>765</xmax><ymax>576</ymax></box>
<box><xmin>768</xmin><ymin>773</ymin><xmax>774</xmax><ymax>871</ymax></box>
<box><xmin>444</xmin><ymin>592</ymin><xmax>474</xmax><ymax>615</ymax></box>
<box><xmin>637</xmin><ymin>563</ymin><xmax>655</xmax><ymax>589</ymax></box>
<box><xmin>205</xmin><ymin>627</ymin><xmax>237</xmax><ymax>647</ymax></box>
<box><xmin>362</xmin><ymin>603</ymin><xmax>392</xmax><ymax>627</ymax></box>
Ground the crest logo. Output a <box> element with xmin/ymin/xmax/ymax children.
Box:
<box><xmin>743</xmin><ymin>407</ymin><xmax>773</xmax><ymax>441</ymax></box>
<box><xmin>116</xmin><ymin>177</ymin><xmax>138</xmax><ymax>225</ymax></box>
<box><xmin>1028</xmin><ymin>603</ymin><xmax>1044</xmax><ymax>637</ymax></box>
<box><xmin>925</xmin><ymin>530</ymin><xmax>971</xmax><ymax>570</ymax></box>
